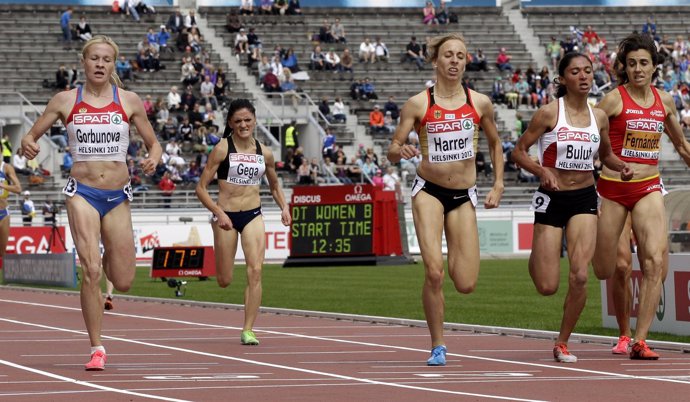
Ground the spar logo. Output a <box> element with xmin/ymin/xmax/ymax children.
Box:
<box><xmin>557</xmin><ymin>128</ymin><xmax>599</xmax><ymax>142</ymax></box>
<box><xmin>627</xmin><ymin>119</ymin><xmax>664</xmax><ymax>133</ymax></box>
<box><xmin>74</xmin><ymin>112</ymin><xmax>123</xmax><ymax>125</ymax></box>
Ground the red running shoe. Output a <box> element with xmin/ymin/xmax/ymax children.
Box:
<box><xmin>85</xmin><ymin>350</ymin><xmax>107</xmax><ymax>371</ymax></box>
<box><xmin>630</xmin><ymin>340</ymin><xmax>659</xmax><ymax>360</ymax></box>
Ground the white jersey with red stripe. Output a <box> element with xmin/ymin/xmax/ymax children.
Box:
<box><xmin>65</xmin><ymin>84</ymin><xmax>130</xmax><ymax>163</ymax></box>
<box><xmin>538</xmin><ymin>97</ymin><xmax>600</xmax><ymax>171</ymax></box>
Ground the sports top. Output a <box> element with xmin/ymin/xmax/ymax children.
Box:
<box><xmin>417</xmin><ymin>85</ymin><xmax>479</xmax><ymax>163</ymax></box>
<box><xmin>65</xmin><ymin>84</ymin><xmax>130</xmax><ymax>163</ymax></box>
<box><xmin>538</xmin><ymin>97</ymin><xmax>600</xmax><ymax>171</ymax></box>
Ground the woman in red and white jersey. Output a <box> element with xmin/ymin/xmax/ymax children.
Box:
<box><xmin>387</xmin><ymin>33</ymin><xmax>504</xmax><ymax>366</ymax></box>
<box><xmin>512</xmin><ymin>52</ymin><xmax>631</xmax><ymax>363</ymax></box>
<box><xmin>593</xmin><ymin>33</ymin><xmax>690</xmax><ymax>360</ymax></box>
<box><xmin>21</xmin><ymin>35</ymin><xmax>162</xmax><ymax>371</ymax></box>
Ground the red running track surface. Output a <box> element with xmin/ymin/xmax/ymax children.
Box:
<box><xmin>1</xmin><ymin>287</ymin><xmax>689</xmax><ymax>402</ymax></box>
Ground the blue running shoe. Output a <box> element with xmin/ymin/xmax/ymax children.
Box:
<box><xmin>426</xmin><ymin>345</ymin><xmax>447</xmax><ymax>366</ymax></box>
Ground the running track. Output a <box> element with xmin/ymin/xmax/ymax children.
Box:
<box><xmin>1</xmin><ymin>287</ymin><xmax>689</xmax><ymax>401</ymax></box>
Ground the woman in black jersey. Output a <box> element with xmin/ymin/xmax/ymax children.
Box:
<box><xmin>196</xmin><ymin>99</ymin><xmax>290</xmax><ymax>346</ymax></box>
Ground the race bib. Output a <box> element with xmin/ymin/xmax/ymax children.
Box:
<box><xmin>530</xmin><ymin>191</ymin><xmax>551</xmax><ymax>213</ymax></box>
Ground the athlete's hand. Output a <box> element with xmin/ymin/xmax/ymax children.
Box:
<box><xmin>399</xmin><ymin>144</ymin><xmax>420</xmax><ymax>160</ymax></box>
<box><xmin>620</xmin><ymin>164</ymin><xmax>634</xmax><ymax>181</ymax></box>
<box><xmin>540</xmin><ymin>169</ymin><xmax>559</xmax><ymax>191</ymax></box>
<box><xmin>140</xmin><ymin>157</ymin><xmax>156</xmax><ymax>175</ymax></box>
<box><xmin>484</xmin><ymin>185</ymin><xmax>503</xmax><ymax>209</ymax></box>
<box><xmin>214</xmin><ymin>212</ymin><xmax>233</xmax><ymax>231</ymax></box>
<box><xmin>280</xmin><ymin>206</ymin><xmax>291</xmax><ymax>226</ymax></box>
<box><xmin>21</xmin><ymin>135</ymin><xmax>40</xmax><ymax>160</ymax></box>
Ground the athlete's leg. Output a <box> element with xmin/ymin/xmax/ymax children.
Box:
<box><xmin>412</xmin><ymin>191</ymin><xmax>446</xmax><ymax>348</ymax></box>
<box><xmin>612</xmin><ymin>214</ymin><xmax>633</xmax><ymax>339</ymax></box>
<box><xmin>558</xmin><ymin>214</ymin><xmax>596</xmax><ymax>344</ymax></box>
<box><xmin>212</xmin><ymin>220</ymin><xmax>239</xmax><ymax>288</ymax></box>
<box><xmin>445</xmin><ymin>201</ymin><xmax>479</xmax><ymax>294</ymax></box>
<box><xmin>238</xmin><ymin>216</ymin><xmax>266</xmax><ymax>332</ymax></box>
<box><xmin>0</xmin><ymin>215</ymin><xmax>9</xmax><ymax>259</ymax></box>
<box><xmin>630</xmin><ymin>192</ymin><xmax>667</xmax><ymax>342</ymax></box>
<box><xmin>592</xmin><ymin>198</ymin><xmax>629</xmax><ymax>280</ymax></box>
<box><xmin>66</xmin><ymin>196</ymin><xmax>104</xmax><ymax>348</ymax></box>
<box><xmin>101</xmin><ymin>202</ymin><xmax>136</xmax><ymax>292</ymax></box>
<box><xmin>528</xmin><ymin>224</ymin><xmax>564</xmax><ymax>296</ymax></box>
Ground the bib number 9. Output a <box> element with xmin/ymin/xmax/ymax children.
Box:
<box><xmin>531</xmin><ymin>191</ymin><xmax>550</xmax><ymax>213</ymax></box>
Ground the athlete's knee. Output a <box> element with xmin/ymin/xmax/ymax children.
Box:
<box><xmin>424</xmin><ymin>267</ymin><xmax>445</xmax><ymax>290</ymax></box>
<box><xmin>111</xmin><ymin>277</ymin><xmax>132</xmax><ymax>292</ymax></box>
<box><xmin>245</xmin><ymin>265</ymin><xmax>262</xmax><ymax>286</ymax></box>
<box><xmin>641</xmin><ymin>254</ymin><xmax>664</xmax><ymax>283</ymax></box>
<box><xmin>534</xmin><ymin>279</ymin><xmax>558</xmax><ymax>296</ymax></box>
<box><xmin>217</xmin><ymin>273</ymin><xmax>233</xmax><ymax>288</ymax></box>
<box><xmin>569</xmin><ymin>268</ymin><xmax>588</xmax><ymax>290</ymax></box>
<box><xmin>80</xmin><ymin>265</ymin><xmax>103</xmax><ymax>286</ymax></box>
<box><xmin>452</xmin><ymin>280</ymin><xmax>476</xmax><ymax>294</ymax></box>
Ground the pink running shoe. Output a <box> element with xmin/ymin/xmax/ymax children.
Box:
<box><xmin>85</xmin><ymin>350</ymin><xmax>106</xmax><ymax>371</ymax></box>
<box><xmin>612</xmin><ymin>336</ymin><xmax>631</xmax><ymax>355</ymax></box>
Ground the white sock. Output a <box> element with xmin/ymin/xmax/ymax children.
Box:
<box><xmin>90</xmin><ymin>346</ymin><xmax>106</xmax><ymax>355</ymax></box>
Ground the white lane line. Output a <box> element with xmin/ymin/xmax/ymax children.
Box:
<box><xmin>0</xmin><ymin>359</ymin><xmax>190</xmax><ymax>402</ymax></box>
<box><xmin>0</xmin><ymin>317</ymin><xmax>545</xmax><ymax>402</ymax></box>
<box><xmin>23</xmin><ymin>354</ymin><xmax>171</xmax><ymax>357</ymax></box>
<box><xmin>245</xmin><ymin>351</ymin><xmax>396</xmax><ymax>355</ymax></box>
<box><xmin>4</xmin><ymin>299</ymin><xmax>690</xmax><ymax>388</ymax></box>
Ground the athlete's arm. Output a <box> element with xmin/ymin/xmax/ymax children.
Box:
<box><xmin>512</xmin><ymin>103</ymin><xmax>558</xmax><ymax>189</ymax></box>
<box><xmin>660</xmin><ymin>91</ymin><xmax>690</xmax><ymax>167</ymax></box>
<box><xmin>196</xmin><ymin>139</ymin><xmax>232</xmax><ymax>230</ymax></box>
<box><xmin>21</xmin><ymin>91</ymin><xmax>72</xmax><ymax>160</ymax></box>
<box><xmin>1</xmin><ymin>164</ymin><xmax>22</xmax><ymax>195</ymax></box>
<box><xmin>594</xmin><ymin>108</ymin><xmax>632</xmax><ymax>180</ymax></box>
<box><xmin>473</xmin><ymin>91</ymin><xmax>504</xmax><ymax>208</ymax></box>
<box><xmin>124</xmin><ymin>90</ymin><xmax>162</xmax><ymax>175</ymax></box>
<box><xmin>387</xmin><ymin>93</ymin><xmax>422</xmax><ymax>164</ymax></box>
<box><xmin>263</xmin><ymin>144</ymin><xmax>291</xmax><ymax>226</ymax></box>
<box><xmin>594</xmin><ymin>88</ymin><xmax>622</xmax><ymax>118</ymax></box>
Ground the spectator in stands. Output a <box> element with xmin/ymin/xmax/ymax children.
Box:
<box><xmin>49</xmin><ymin>124</ymin><xmax>68</xmax><ymax>151</ymax></box>
<box><xmin>422</xmin><ymin>1</ymin><xmax>438</xmax><ymax>25</ymax></box>
<box><xmin>157</xmin><ymin>25</ymin><xmax>171</xmax><ymax>52</ymax></box>
<box><xmin>55</xmin><ymin>64</ymin><xmax>70</xmax><ymax>90</ymax></box>
<box><xmin>143</xmin><ymin>94</ymin><xmax>155</xmax><ymax>123</ymax></box>
<box><xmin>310</xmin><ymin>45</ymin><xmax>326</xmax><ymax>70</ymax></box>
<box><xmin>180</xmin><ymin>57</ymin><xmax>198</xmax><ymax>86</ymax></box>
<box><xmin>496</xmin><ymin>47</ymin><xmax>513</xmax><ymax>72</ymax></box>
<box><xmin>318</xmin><ymin>97</ymin><xmax>331</xmax><ymax>121</ymax></box>
<box><xmin>546</xmin><ymin>36</ymin><xmax>561</xmax><ymax>72</ymax></box>
<box><xmin>262</xmin><ymin>70</ymin><xmax>281</xmax><ymax>93</ymax></box>
<box><xmin>13</xmin><ymin>148</ymin><xmax>30</xmax><ymax>176</ymax></box>
<box><xmin>358</xmin><ymin>38</ymin><xmax>375</xmax><ymax>64</ymax></box>
<box><xmin>404</xmin><ymin>36</ymin><xmax>425</xmax><ymax>70</ymax></box>
<box><xmin>184</xmin><ymin>10</ymin><xmax>197</xmax><ymax>29</ymax></box>
<box><xmin>361</xmin><ymin>155</ymin><xmax>378</xmax><ymax>178</ymax></box>
<box><xmin>491</xmin><ymin>76</ymin><xmax>506</xmax><ymax>104</ymax></box>
<box><xmin>383</xmin><ymin>95</ymin><xmax>400</xmax><ymax>121</ymax></box>
<box><xmin>280</xmin><ymin>69</ymin><xmax>300</xmax><ymax>110</ymax></box>
<box><xmin>200</xmin><ymin>75</ymin><xmax>218</xmax><ymax>110</ymax></box>
<box><xmin>161</xmin><ymin>116</ymin><xmax>178</xmax><ymax>141</ymax></box>
<box><xmin>76</xmin><ymin>16</ymin><xmax>93</xmax><ymax>42</ymax></box>
<box><xmin>257</xmin><ymin>55</ymin><xmax>271</xmax><ymax>82</ymax></box>
<box><xmin>297</xmin><ymin>158</ymin><xmax>311</xmax><ymax>184</ymax></box>
<box><xmin>60</xmin><ymin>7</ymin><xmax>73</xmax><ymax>50</ymax></box>
<box><xmin>270</xmin><ymin>55</ymin><xmax>284</xmax><ymax>79</ymax></box>
<box><xmin>287</xmin><ymin>0</ymin><xmax>302</xmax><ymax>15</ymax></box>
<box><xmin>134</xmin><ymin>0</ymin><xmax>156</xmax><ymax>16</ymax></box>
<box><xmin>383</xmin><ymin>165</ymin><xmax>402</xmax><ymax>196</ymax></box>
<box><xmin>467</xmin><ymin>48</ymin><xmax>488</xmax><ymax>72</ymax></box>
<box><xmin>247</xmin><ymin>27</ymin><xmax>262</xmax><ymax>53</ymax></box>
<box><xmin>182</xmin><ymin>161</ymin><xmax>201</xmax><ymax>184</ymax></box>
<box><xmin>350</xmin><ymin>78</ymin><xmax>363</xmax><ymax>100</ymax></box>
<box><xmin>21</xmin><ymin>191</ymin><xmax>35</xmax><ymax>226</ymax></box>
<box><xmin>226</xmin><ymin>9</ymin><xmax>243</xmax><ymax>33</ymax></box>
<box><xmin>436</xmin><ymin>0</ymin><xmax>449</xmax><ymax>25</ymax></box>
<box><xmin>234</xmin><ymin>28</ymin><xmax>249</xmax><ymax>54</ymax></box>
<box><xmin>318</xmin><ymin>19</ymin><xmax>333</xmax><ymax>43</ymax></box>
<box><xmin>383</xmin><ymin>111</ymin><xmax>396</xmax><ymax>134</ymax></box>
<box><xmin>240</xmin><ymin>0</ymin><xmax>254</xmax><ymax>15</ymax></box>
<box><xmin>360</xmin><ymin>77</ymin><xmax>378</xmax><ymax>100</ymax></box>
<box><xmin>340</xmin><ymin>48</ymin><xmax>354</xmax><ymax>76</ymax></box>
<box><xmin>258</xmin><ymin>0</ymin><xmax>273</xmax><ymax>15</ymax></box>
<box><xmin>322</xmin><ymin>127</ymin><xmax>336</xmax><ymax>161</ymax></box>
<box><xmin>167</xmin><ymin>9</ymin><xmax>184</xmax><ymax>33</ymax></box>
<box><xmin>369</xmin><ymin>105</ymin><xmax>386</xmax><ymax>134</ymax></box>
<box><xmin>515</xmin><ymin>75</ymin><xmax>530</xmax><ymax>109</ymax></box>
<box><xmin>214</xmin><ymin>76</ymin><xmax>230</xmax><ymax>108</ymax></box>
<box><xmin>180</xmin><ymin>86</ymin><xmax>198</xmax><ymax>110</ymax></box>
<box><xmin>273</xmin><ymin>0</ymin><xmax>288</xmax><ymax>15</ymax></box>
<box><xmin>332</xmin><ymin>97</ymin><xmax>347</xmax><ymax>123</ymax></box>
<box><xmin>124</xmin><ymin>0</ymin><xmax>141</xmax><ymax>22</ymax></box>
<box><xmin>334</xmin><ymin>155</ymin><xmax>352</xmax><ymax>184</ymax></box>
<box><xmin>331</xmin><ymin>18</ymin><xmax>347</xmax><ymax>44</ymax></box>
<box><xmin>475</xmin><ymin>150</ymin><xmax>491</xmax><ymax>177</ymax></box>
<box><xmin>116</xmin><ymin>56</ymin><xmax>133</xmax><ymax>81</ymax></box>
<box><xmin>503</xmin><ymin>77</ymin><xmax>518</xmax><ymax>109</ymax></box>
<box><xmin>282</xmin><ymin>47</ymin><xmax>299</xmax><ymax>72</ymax></box>
<box><xmin>374</xmin><ymin>36</ymin><xmax>389</xmax><ymax>63</ymax></box>
<box><xmin>188</xmin><ymin>103</ymin><xmax>205</xmax><ymax>128</ymax></box>
<box><xmin>1</xmin><ymin>134</ymin><xmax>11</xmax><ymax>163</ymax></box>
<box><xmin>324</xmin><ymin>49</ymin><xmax>341</xmax><ymax>72</ymax></box>
<box><xmin>167</xmin><ymin>86</ymin><xmax>181</xmax><ymax>111</ymax></box>
<box><xmin>158</xmin><ymin>171</ymin><xmax>176</xmax><ymax>208</ymax></box>
<box><xmin>582</xmin><ymin>25</ymin><xmax>600</xmax><ymax>47</ymax></box>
